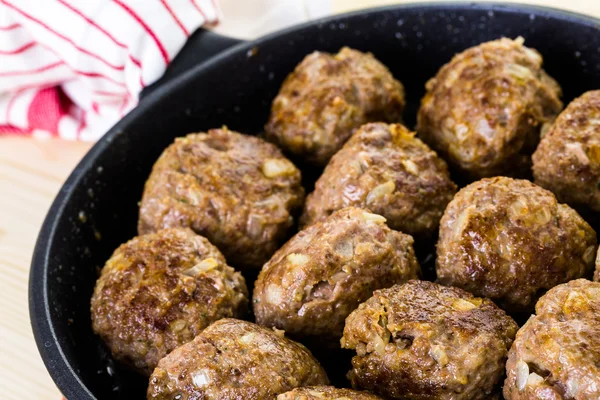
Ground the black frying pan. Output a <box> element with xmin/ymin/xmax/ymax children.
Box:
<box><xmin>29</xmin><ymin>3</ymin><xmax>600</xmax><ymax>399</ymax></box>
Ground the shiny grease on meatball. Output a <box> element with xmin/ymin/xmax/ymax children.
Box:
<box><xmin>91</xmin><ymin>228</ymin><xmax>248</xmax><ymax>375</ymax></box>
<box><xmin>253</xmin><ymin>207</ymin><xmax>420</xmax><ymax>345</ymax></box>
<box><xmin>302</xmin><ymin>123</ymin><xmax>457</xmax><ymax>237</ymax></box>
<box><xmin>533</xmin><ymin>90</ymin><xmax>600</xmax><ymax>211</ymax></box>
<box><xmin>417</xmin><ymin>37</ymin><xmax>563</xmax><ymax>178</ymax></box>
<box><xmin>147</xmin><ymin>319</ymin><xmax>329</xmax><ymax>400</ymax></box>
<box><xmin>278</xmin><ymin>386</ymin><xmax>384</xmax><ymax>400</ymax></box>
<box><xmin>437</xmin><ymin>177</ymin><xmax>597</xmax><ymax>312</ymax></box>
<box><xmin>138</xmin><ymin>128</ymin><xmax>305</xmax><ymax>270</ymax></box>
<box><xmin>504</xmin><ymin>279</ymin><xmax>600</xmax><ymax>400</ymax></box>
<box><xmin>265</xmin><ymin>47</ymin><xmax>406</xmax><ymax>166</ymax></box>
<box><xmin>341</xmin><ymin>280</ymin><xmax>517</xmax><ymax>400</ymax></box>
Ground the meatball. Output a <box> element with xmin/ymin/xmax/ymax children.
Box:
<box><xmin>504</xmin><ymin>279</ymin><xmax>600</xmax><ymax>400</ymax></box>
<box><xmin>138</xmin><ymin>128</ymin><xmax>305</xmax><ymax>270</ymax></box>
<box><xmin>147</xmin><ymin>319</ymin><xmax>329</xmax><ymax>399</ymax></box>
<box><xmin>341</xmin><ymin>280</ymin><xmax>517</xmax><ymax>400</ymax></box>
<box><xmin>437</xmin><ymin>177</ymin><xmax>597</xmax><ymax>312</ymax></box>
<box><xmin>532</xmin><ymin>278</ymin><xmax>600</xmax><ymax>318</ymax></box>
<box><xmin>91</xmin><ymin>228</ymin><xmax>248</xmax><ymax>375</ymax></box>
<box><xmin>533</xmin><ymin>90</ymin><xmax>600</xmax><ymax>211</ymax></box>
<box><xmin>253</xmin><ymin>207</ymin><xmax>420</xmax><ymax>345</ymax></box>
<box><xmin>265</xmin><ymin>47</ymin><xmax>405</xmax><ymax>166</ymax></box>
<box><xmin>278</xmin><ymin>386</ymin><xmax>383</xmax><ymax>399</ymax></box>
<box><xmin>417</xmin><ymin>37</ymin><xmax>563</xmax><ymax>178</ymax></box>
<box><xmin>301</xmin><ymin>123</ymin><xmax>457</xmax><ymax>237</ymax></box>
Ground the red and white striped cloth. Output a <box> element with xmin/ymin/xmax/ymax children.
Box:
<box><xmin>0</xmin><ymin>0</ymin><xmax>219</xmax><ymax>140</ymax></box>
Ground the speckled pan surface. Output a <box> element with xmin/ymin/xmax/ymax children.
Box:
<box><xmin>30</xmin><ymin>3</ymin><xmax>600</xmax><ymax>399</ymax></box>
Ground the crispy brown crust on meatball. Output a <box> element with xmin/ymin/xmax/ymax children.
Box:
<box><xmin>437</xmin><ymin>177</ymin><xmax>597</xmax><ymax>312</ymax></box>
<box><xmin>504</xmin><ymin>279</ymin><xmax>600</xmax><ymax>400</ymax></box>
<box><xmin>533</xmin><ymin>90</ymin><xmax>600</xmax><ymax>211</ymax></box>
<box><xmin>253</xmin><ymin>207</ymin><xmax>420</xmax><ymax>344</ymax></box>
<box><xmin>417</xmin><ymin>37</ymin><xmax>563</xmax><ymax>178</ymax></box>
<box><xmin>341</xmin><ymin>280</ymin><xmax>517</xmax><ymax>400</ymax></box>
<box><xmin>147</xmin><ymin>319</ymin><xmax>329</xmax><ymax>400</ymax></box>
<box><xmin>301</xmin><ymin>123</ymin><xmax>457</xmax><ymax>237</ymax></box>
<box><xmin>138</xmin><ymin>128</ymin><xmax>305</xmax><ymax>270</ymax></box>
<box><xmin>91</xmin><ymin>228</ymin><xmax>248</xmax><ymax>375</ymax></box>
<box><xmin>277</xmin><ymin>386</ymin><xmax>384</xmax><ymax>399</ymax></box>
<box><xmin>265</xmin><ymin>47</ymin><xmax>405</xmax><ymax>165</ymax></box>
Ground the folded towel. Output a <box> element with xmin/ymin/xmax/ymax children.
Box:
<box><xmin>0</xmin><ymin>0</ymin><xmax>218</xmax><ymax>140</ymax></box>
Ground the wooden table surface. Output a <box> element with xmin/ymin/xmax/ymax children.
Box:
<box><xmin>1</xmin><ymin>1</ymin><xmax>598</xmax><ymax>399</ymax></box>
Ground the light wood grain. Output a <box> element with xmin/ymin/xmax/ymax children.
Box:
<box><xmin>0</xmin><ymin>137</ymin><xmax>93</xmax><ymax>399</ymax></box>
<box><xmin>1</xmin><ymin>1</ymin><xmax>598</xmax><ymax>399</ymax></box>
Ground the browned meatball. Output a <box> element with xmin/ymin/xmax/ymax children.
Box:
<box><xmin>532</xmin><ymin>278</ymin><xmax>600</xmax><ymax>318</ymax></box>
<box><xmin>417</xmin><ymin>37</ymin><xmax>563</xmax><ymax>178</ymax></box>
<box><xmin>504</xmin><ymin>279</ymin><xmax>600</xmax><ymax>400</ymax></box>
<box><xmin>265</xmin><ymin>47</ymin><xmax>405</xmax><ymax>166</ymax></box>
<box><xmin>138</xmin><ymin>128</ymin><xmax>305</xmax><ymax>270</ymax></box>
<box><xmin>147</xmin><ymin>319</ymin><xmax>329</xmax><ymax>400</ymax></box>
<box><xmin>91</xmin><ymin>228</ymin><xmax>248</xmax><ymax>375</ymax></box>
<box><xmin>437</xmin><ymin>177</ymin><xmax>597</xmax><ymax>312</ymax></box>
<box><xmin>341</xmin><ymin>280</ymin><xmax>517</xmax><ymax>400</ymax></box>
<box><xmin>533</xmin><ymin>90</ymin><xmax>600</xmax><ymax>211</ymax></box>
<box><xmin>302</xmin><ymin>123</ymin><xmax>457</xmax><ymax>237</ymax></box>
<box><xmin>278</xmin><ymin>386</ymin><xmax>383</xmax><ymax>399</ymax></box>
<box><xmin>253</xmin><ymin>207</ymin><xmax>420</xmax><ymax>345</ymax></box>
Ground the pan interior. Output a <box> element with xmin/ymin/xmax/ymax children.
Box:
<box><xmin>31</xmin><ymin>4</ymin><xmax>600</xmax><ymax>399</ymax></box>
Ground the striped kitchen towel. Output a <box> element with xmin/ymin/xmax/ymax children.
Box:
<box><xmin>0</xmin><ymin>0</ymin><xmax>219</xmax><ymax>140</ymax></box>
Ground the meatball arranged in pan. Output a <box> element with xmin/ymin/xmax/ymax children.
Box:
<box><xmin>504</xmin><ymin>279</ymin><xmax>600</xmax><ymax>400</ymax></box>
<box><xmin>417</xmin><ymin>37</ymin><xmax>563</xmax><ymax>178</ymax></box>
<box><xmin>138</xmin><ymin>128</ymin><xmax>305</xmax><ymax>270</ymax></box>
<box><xmin>302</xmin><ymin>123</ymin><xmax>457</xmax><ymax>237</ymax></box>
<box><xmin>253</xmin><ymin>207</ymin><xmax>420</xmax><ymax>345</ymax></box>
<box><xmin>437</xmin><ymin>177</ymin><xmax>596</xmax><ymax>312</ymax></box>
<box><xmin>278</xmin><ymin>386</ymin><xmax>383</xmax><ymax>400</ymax></box>
<box><xmin>265</xmin><ymin>47</ymin><xmax>405</xmax><ymax>166</ymax></box>
<box><xmin>341</xmin><ymin>280</ymin><xmax>517</xmax><ymax>400</ymax></box>
<box><xmin>533</xmin><ymin>90</ymin><xmax>600</xmax><ymax>211</ymax></box>
<box><xmin>147</xmin><ymin>319</ymin><xmax>329</xmax><ymax>399</ymax></box>
<box><xmin>91</xmin><ymin>228</ymin><xmax>248</xmax><ymax>375</ymax></box>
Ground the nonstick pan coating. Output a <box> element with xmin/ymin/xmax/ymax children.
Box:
<box><xmin>29</xmin><ymin>3</ymin><xmax>600</xmax><ymax>399</ymax></box>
